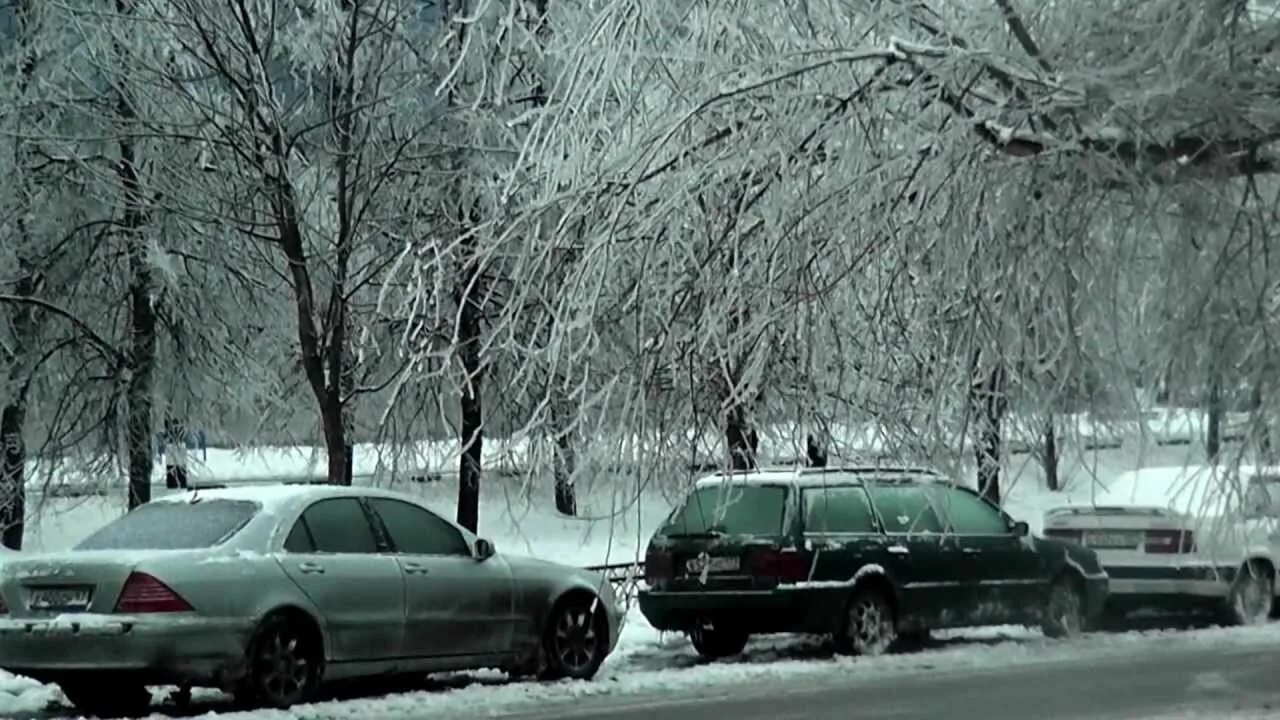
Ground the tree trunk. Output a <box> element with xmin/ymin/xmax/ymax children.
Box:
<box><xmin>163</xmin><ymin>415</ymin><xmax>188</xmax><ymax>489</ymax></box>
<box><xmin>550</xmin><ymin>392</ymin><xmax>576</xmax><ymax>516</ymax></box>
<box><xmin>553</xmin><ymin>431</ymin><xmax>576</xmax><ymax>516</ymax></box>
<box><xmin>125</xmin><ymin>264</ymin><xmax>156</xmax><ymax>509</ymax></box>
<box><xmin>115</xmin><ymin>0</ymin><xmax>155</xmax><ymax>509</ymax></box>
<box><xmin>806</xmin><ymin>433</ymin><xmax>827</xmax><ymax>468</ymax></box>
<box><xmin>0</xmin><ymin>400</ymin><xmax>27</xmax><ymax>551</ymax></box>
<box><xmin>1042</xmin><ymin>415</ymin><xmax>1060</xmax><ymax>492</ymax></box>
<box><xmin>726</xmin><ymin>405</ymin><xmax>758</xmax><ymax>471</ymax></box>
<box><xmin>971</xmin><ymin>359</ymin><xmax>1007</xmax><ymax>505</ymax></box>
<box><xmin>3</xmin><ymin>2</ymin><xmax>38</xmax><ymax>546</ymax></box>
<box><xmin>320</xmin><ymin>393</ymin><xmax>348</xmax><ymax>486</ymax></box>
<box><xmin>1252</xmin><ymin>382</ymin><xmax>1273</xmax><ymax>461</ymax></box>
<box><xmin>456</xmin><ymin>228</ymin><xmax>485</xmax><ymax>534</ymax></box>
<box><xmin>1206</xmin><ymin>372</ymin><xmax>1222</xmax><ymax>462</ymax></box>
<box><xmin>457</xmin><ymin>352</ymin><xmax>483</xmax><ymax>533</ymax></box>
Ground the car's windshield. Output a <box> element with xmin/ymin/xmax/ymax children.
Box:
<box><xmin>75</xmin><ymin>498</ymin><xmax>259</xmax><ymax>550</ymax></box>
<box><xmin>661</xmin><ymin>484</ymin><xmax>788</xmax><ymax>537</ymax></box>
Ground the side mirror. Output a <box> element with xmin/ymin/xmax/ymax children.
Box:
<box><xmin>475</xmin><ymin>538</ymin><xmax>496</xmax><ymax>561</ymax></box>
<box><xmin>1012</xmin><ymin>520</ymin><xmax>1030</xmax><ymax>537</ymax></box>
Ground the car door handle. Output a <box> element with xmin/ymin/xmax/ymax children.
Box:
<box><xmin>887</xmin><ymin>545</ymin><xmax>910</xmax><ymax>556</ymax></box>
<box><xmin>297</xmin><ymin>562</ymin><xmax>325</xmax><ymax>575</ymax></box>
<box><xmin>403</xmin><ymin>563</ymin><xmax>430</xmax><ymax>576</ymax></box>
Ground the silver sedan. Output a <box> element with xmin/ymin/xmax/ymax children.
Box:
<box><xmin>0</xmin><ymin>484</ymin><xmax>624</xmax><ymax>717</ymax></box>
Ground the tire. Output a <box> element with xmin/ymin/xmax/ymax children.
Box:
<box><xmin>1227</xmin><ymin>561</ymin><xmax>1275</xmax><ymax>626</ymax></box>
<box><xmin>834</xmin><ymin>586</ymin><xmax>896</xmax><ymax>656</ymax></box>
<box><xmin>540</xmin><ymin>595</ymin><xmax>610</xmax><ymax>681</ymax></box>
<box><xmin>689</xmin><ymin>621</ymin><xmax>749</xmax><ymax>659</ymax></box>
<box><xmin>59</xmin><ymin>678</ymin><xmax>151</xmax><ymax>718</ymax></box>
<box><xmin>235</xmin><ymin>613</ymin><xmax>324</xmax><ymax>709</ymax></box>
<box><xmin>1042</xmin><ymin>575</ymin><xmax>1086</xmax><ymax>639</ymax></box>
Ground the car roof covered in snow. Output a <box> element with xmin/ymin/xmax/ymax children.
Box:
<box><xmin>1048</xmin><ymin>465</ymin><xmax>1251</xmax><ymax>517</ymax></box>
<box><xmin>693</xmin><ymin>465</ymin><xmax>948</xmax><ymax>489</ymax></box>
<box><xmin>148</xmin><ymin>482</ymin><xmax>419</xmax><ymax>514</ymax></box>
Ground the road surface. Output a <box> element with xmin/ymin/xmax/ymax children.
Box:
<box><xmin>502</xmin><ymin>643</ymin><xmax>1280</xmax><ymax>720</ymax></box>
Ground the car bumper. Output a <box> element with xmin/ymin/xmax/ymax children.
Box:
<box><xmin>638</xmin><ymin>588</ymin><xmax>826</xmax><ymax>634</ymax></box>
<box><xmin>1103</xmin><ymin>564</ymin><xmax>1236</xmax><ymax>599</ymax></box>
<box><xmin>606</xmin><ymin>604</ymin><xmax>626</xmax><ymax>654</ymax></box>
<box><xmin>0</xmin><ymin>614</ymin><xmax>254</xmax><ymax>685</ymax></box>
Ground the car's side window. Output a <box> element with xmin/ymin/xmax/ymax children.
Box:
<box><xmin>283</xmin><ymin>518</ymin><xmax>315</xmax><ymax>553</ymax></box>
<box><xmin>932</xmin><ymin>487</ymin><xmax>1010</xmax><ymax>535</ymax></box>
<box><xmin>803</xmin><ymin>487</ymin><xmax>878</xmax><ymax>533</ymax></box>
<box><xmin>866</xmin><ymin>485</ymin><xmax>944</xmax><ymax>534</ymax></box>
<box><xmin>300</xmin><ymin>498</ymin><xmax>380</xmax><ymax>554</ymax></box>
<box><xmin>368</xmin><ymin>498</ymin><xmax>471</xmax><ymax>556</ymax></box>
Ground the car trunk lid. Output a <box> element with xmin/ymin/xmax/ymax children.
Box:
<box><xmin>0</xmin><ymin>551</ymin><xmax>186</xmax><ymax>617</ymax></box>
<box><xmin>1043</xmin><ymin>506</ymin><xmax>1194</xmax><ymax>561</ymax></box>
<box><xmin>646</xmin><ymin>482</ymin><xmax>810</xmax><ymax>590</ymax></box>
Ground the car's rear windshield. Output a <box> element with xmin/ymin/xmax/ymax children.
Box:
<box><xmin>661</xmin><ymin>484</ymin><xmax>788</xmax><ymax>537</ymax></box>
<box><xmin>75</xmin><ymin>498</ymin><xmax>259</xmax><ymax>550</ymax></box>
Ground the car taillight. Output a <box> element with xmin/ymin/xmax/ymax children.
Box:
<box><xmin>1044</xmin><ymin>529</ymin><xmax>1083</xmax><ymax>544</ymax></box>
<box><xmin>749</xmin><ymin>549</ymin><xmax>812</xmax><ymax>583</ymax></box>
<box><xmin>644</xmin><ymin>550</ymin><xmax>674</xmax><ymax>584</ymax></box>
<box><xmin>1144</xmin><ymin>529</ymin><xmax>1195</xmax><ymax>554</ymax></box>
<box><xmin>115</xmin><ymin>572</ymin><xmax>193</xmax><ymax>613</ymax></box>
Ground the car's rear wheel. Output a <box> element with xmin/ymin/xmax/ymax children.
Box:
<box><xmin>835</xmin><ymin>586</ymin><xmax>896</xmax><ymax>656</ymax></box>
<box><xmin>59</xmin><ymin>677</ymin><xmax>151</xmax><ymax>718</ymax></box>
<box><xmin>689</xmin><ymin>620</ymin><xmax>749</xmax><ymax>659</ymax></box>
<box><xmin>237</xmin><ymin>613</ymin><xmax>323</xmax><ymax>708</ymax></box>
<box><xmin>540</xmin><ymin>595</ymin><xmax>609</xmax><ymax>680</ymax></box>
<box><xmin>1227</xmin><ymin>561</ymin><xmax>1274</xmax><ymax>626</ymax></box>
<box><xmin>1042</xmin><ymin>575</ymin><xmax>1086</xmax><ymax>639</ymax></box>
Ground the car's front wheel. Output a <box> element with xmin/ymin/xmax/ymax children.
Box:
<box><xmin>1227</xmin><ymin>561</ymin><xmax>1275</xmax><ymax>626</ymax></box>
<box><xmin>59</xmin><ymin>676</ymin><xmax>151</xmax><ymax>718</ymax></box>
<box><xmin>689</xmin><ymin>621</ymin><xmax>749</xmax><ymax>659</ymax></box>
<box><xmin>1042</xmin><ymin>575</ymin><xmax>1086</xmax><ymax>639</ymax></box>
<box><xmin>541</xmin><ymin>595</ymin><xmax>610</xmax><ymax>680</ymax></box>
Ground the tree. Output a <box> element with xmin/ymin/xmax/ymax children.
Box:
<box><xmin>0</xmin><ymin>0</ymin><xmax>137</xmax><ymax>537</ymax></box>
<box><xmin>145</xmin><ymin>0</ymin><xmax>438</xmax><ymax>485</ymax></box>
<box><xmin>498</xmin><ymin>0</ymin><xmax>1280</xmax><ymax>502</ymax></box>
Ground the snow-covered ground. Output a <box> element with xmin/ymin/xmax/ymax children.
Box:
<box><xmin>0</xmin><ymin>419</ymin><xmax>1271</xmax><ymax>718</ymax></box>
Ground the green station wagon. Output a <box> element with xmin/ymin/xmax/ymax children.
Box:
<box><xmin>639</xmin><ymin>466</ymin><xmax>1109</xmax><ymax>658</ymax></box>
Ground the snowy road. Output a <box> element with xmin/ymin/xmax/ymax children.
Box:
<box><xmin>3</xmin><ymin>621</ymin><xmax>1280</xmax><ymax>718</ymax></box>
<box><xmin>504</xmin><ymin>642</ymin><xmax>1280</xmax><ymax>720</ymax></box>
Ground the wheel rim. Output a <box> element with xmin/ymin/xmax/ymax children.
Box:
<box><xmin>850</xmin><ymin>597</ymin><xmax>893</xmax><ymax>654</ymax></box>
<box><xmin>256</xmin><ymin>628</ymin><xmax>312</xmax><ymax>702</ymax></box>
<box><xmin>553</xmin><ymin>606</ymin><xmax>600</xmax><ymax>674</ymax></box>
<box><xmin>1050</xmin><ymin>585</ymin><xmax>1082</xmax><ymax>635</ymax></box>
<box><xmin>1235</xmin><ymin>572</ymin><xmax>1271</xmax><ymax>623</ymax></box>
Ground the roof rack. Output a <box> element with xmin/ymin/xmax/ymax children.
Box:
<box><xmin>707</xmin><ymin>464</ymin><xmax>940</xmax><ymax>474</ymax></box>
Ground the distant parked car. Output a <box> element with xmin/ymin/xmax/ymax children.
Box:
<box><xmin>1043</xmin><ymin>465</ymin><xmax>1280</xmax><ymax>624</ymax></box>
<box><xmin>0</xmin><ymin>484</ymin><xmax>623</xmax><ymax>718</ymax></box>
<box><xmin>639</xmin><ymin>466</ymin><xmax>1109</xmax><ymax>659</ymax></box>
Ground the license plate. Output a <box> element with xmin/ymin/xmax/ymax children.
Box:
<box><xmin>1085</xmin><ymin>531</ymin><xmax>1141</xmax><ymax>549</ymax></box>
<box><xmin>685</xmin><ymin>555</ymin><xmax>740</xmax><ymax>574</ymax></box>
<box><xmin>28</xmin><ymin>587</ymin><xmax>92</xmax><ymax>611</ymax></box>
